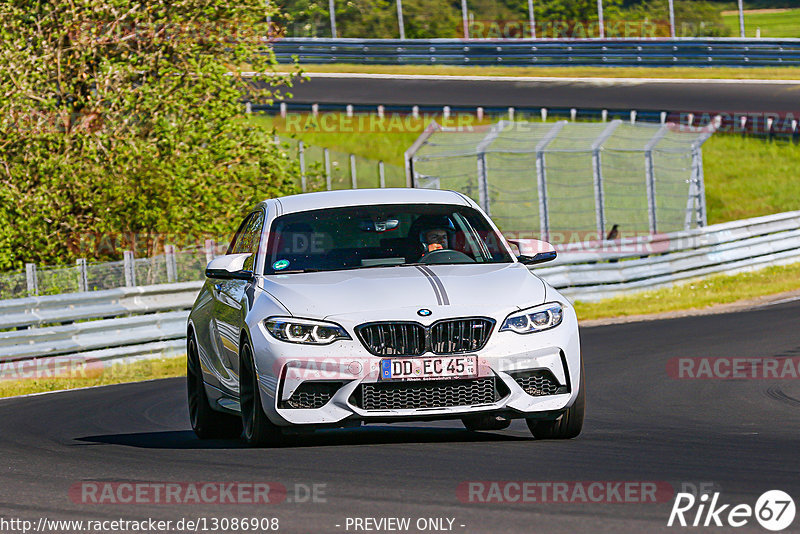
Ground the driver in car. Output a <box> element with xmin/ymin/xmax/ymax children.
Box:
<box><xmin>423</xmin><ymin>227</ymin><xmax>449</xmax><ymax>253</ymax></box>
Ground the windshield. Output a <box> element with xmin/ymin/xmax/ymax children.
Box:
<box><xmin>263</xmin><ymin>203</ymin><xmax>514</xmax><ymax>274</ymax></box>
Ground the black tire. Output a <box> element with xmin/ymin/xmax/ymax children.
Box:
<box><xmin>187</xmin><ymin>335</ymin><xmax>242</xmax><ymax>439</ymax></box>
<box><xmin>239</xmin><ymin>341</ymin><xmax>285</xmax><ymax>447</ymax></box>
<box><xmin>526</xmin><ymin>357</ymin><xmax>585</xmax><ymax>440</ymax></box>
<box><xmin>462</xmin><ymin>414</ymin><xmax>512</xmax><ymax>431</ymax></box>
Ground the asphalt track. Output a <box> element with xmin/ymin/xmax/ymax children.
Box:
<box><xmin>283</xmin><ymin>73</ymin><xmax>800</xmax><ymax>113</ymax></box>
<box><xmin>1</xmin><ymin>299</ymin><xmax>799</xmax><ymax>533</ymax></box>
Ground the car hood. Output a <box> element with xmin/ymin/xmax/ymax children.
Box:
<box><xmin>257</xmin><ymin>263</ymin><xmax>545</xmax><ymax>320</ymax></box>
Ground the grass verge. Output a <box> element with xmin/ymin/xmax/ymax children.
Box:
<box><xmin>0</xmin><ymin>355</ymin><xmax>186</xmax><ymax>399</ymax></box>
<box><xmin>573</xmin><ymin>262</ymin><xmax>800</xmax><ymax>320</ymax></box>
<box><xmin>722</xmin><ymin>8</ymin><xmax>800</xmax><ymax>38</ymax></box>
<box><xmin>297</xmin><ymin>64</ymin><xmax>800</xmax><ymax>80</ymax></box>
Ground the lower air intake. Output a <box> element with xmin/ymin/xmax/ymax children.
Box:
<box><xmin>511</xmin><ymin>370</ymin><xmax>568</xmax><ymax>396</ymax></box>
<box><xmin>354</xmin><ymin>377</ymin><xmax>498</xmax><ymax>411</ymax></box>
<box><xmin>280</xmin><ymin>381</ymin><xmax>344</xmax><ymax>409</ymax></box>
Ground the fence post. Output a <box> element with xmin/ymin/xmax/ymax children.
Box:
<box><xmin>350</xmin><ymin>154</ymin><xmax>357</xmax><ymax>189</ymax></box>
<box><xmin>527</xmin><ymin>0</ymin><xmax>536</xmax><ymax>38</ymax></box>
<box><xmin>396</xmin><ymin>0</ymin><xmax>405</xmax><ymax>39</ymax></box>
<box><xmin>329</xmin><ymin>0</ymin><xmax>337</xmax><ymax>38</ymax></box>
<box><xmin>461</xmin><ymin>0</ymin><xmax>469</xmax><ymax>39</ymax></box>
<box><xmin>298</xmin><ymin>141</ymin><xmax>307</xmax><ymax>192</ymax></box>
<box><xmin>165</xmin><ymin>245</ymin><xmax>177</xmax><ymax>283</ymax></box>
<box><xmin>644</xmin><ymin>125</ymin><xmax>669</xmax><ymax>235</ymax></box>
<box><xmin>324</xmin><ymin>148</ymin><xmax>332</xmax><ymax>190</ymax></box>
<box><xmin>474</xmin><ymin>120</ymin><xmax>505</xmax><ymax>216</ymax></box>
<box><xmin>597</xmin><ymin>0</ymin><xmax>605</xmax><ymax>38</ymax></box>
<box><xmin>77</xmin><ymin>259</ymin><xmax>88</xmax><ymax>292</ymax></box>
<box><xmin>591</xmin><ymin>120</ymin><xmax>622</xmax><ymax>239</ymax></box>
<box><xmin>205</xmin><ymin>239</ymin><xmax>216</xmax><ymax>264</ymax></box>
<box><xmin>25</xmin><ymin>263</ymin><xmax>38</xmax><ymax>296</ymax></box>
<box><xmin>535</xmin><ymin>122</ymin><xmax>567</xmax><ymax>243</ymax></box>
<box><xmin>123</xmin><ymin>251</ymin><xmax>136</xmax><ymax>287</ymax></box>
<box><xmin>379</xmin><ymin>160</ymin><xmax>386</xmax><ymax>188</ymax></box>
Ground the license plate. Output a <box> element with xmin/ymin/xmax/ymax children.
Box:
<box><xmin>380</xmin><ymin>356</ymin><xmax>477</xmax><ymax>381</ymax></box>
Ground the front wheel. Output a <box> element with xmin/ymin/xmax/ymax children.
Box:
<box><xmin>239</xmin><ymin>341</ymin><xmax>285</xmax><ymax>447</ymax></box>
<box><xmin>526</xmin><ymin>357</ymin><xmax>585</xmax><ymax>440</ymax></box>
<box><xmin>187</xmin><ymin>335</ymin><xmax>242</xmax><ymax>439</ymax></box>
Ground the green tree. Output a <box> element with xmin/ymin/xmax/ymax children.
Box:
<box><xmin>0</xmin><ymin>0</ymin><xmax>303</xmax><ymax>269</ymax></box>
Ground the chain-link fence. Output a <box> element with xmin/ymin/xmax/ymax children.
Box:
<box><xmin>280</xmin><ymin>137</ymin><xmax>406</xmax><ymax>192</ymax></box>
<box><xmin>6</xmin><ymin>246</ymin><xmax>222</xmax><ymax>301</ymax></box>
<box><xmin>407</xmin><ymin>119</ymin><xmax>715</xmax><ymax>241</ymax></box>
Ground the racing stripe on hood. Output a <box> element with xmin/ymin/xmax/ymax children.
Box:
<box><xmin>415</xmin><ymin>265</ymin><xmax>450</xmax><ymax>305</ymax></box>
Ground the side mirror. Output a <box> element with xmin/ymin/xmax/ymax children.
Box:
<box><xmin>509</xmin><ymin>238</ymin><xmax>557</xmax><ymax>265</ymax></box>
<box><xmin>517</xmin><ymin>251</ymin><xmax>557</xmax><ymax>265</ymax></box>
<box><xmin>205</xmin><ymin>253</ymin><xmax>254</xmax><ymax>280</ymax></box>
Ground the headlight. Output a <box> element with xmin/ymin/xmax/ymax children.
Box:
<box><xmin>500</xmin><ymin>302</ymin><xmax>563</xmax><ymax>334</ymax></box>
<box><xmin>264</xmin><ymin>317</ymin><xmax>351</xmax><ymax>345</ymax></box>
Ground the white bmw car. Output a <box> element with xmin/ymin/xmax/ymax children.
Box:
<box><xmin>187</xmin><ymin>188</ymin><xmax>584</xmax><ymax>446</ymax></box>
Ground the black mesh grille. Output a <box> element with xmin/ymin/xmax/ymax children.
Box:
<box><xmin>430</xmin><ymin>318</ymin><xmax>494</xmax><ymax>354</ymax></box>
<box><xmin>356</xmin><ymin>322</ymin><xmax>426</xmax><ymax>356</ymax></box>
<box><xmin>356</xmin><ymin>318</ymin><xmax>494</xmax><ymax>356</ymax></box>
<box><xmin>280</xmin><ymin>381</ymin><xmax>344</xmax><ymax>409</ymax></box>
<box><xmin>511</xmin><ymin>370</ymin><xmax>568</xmax><ymax>396</ymax></box>
<box><xmin>354</xmin><ymin>377</ymin><xmax>498</xmax><ymax>411</ymax></box>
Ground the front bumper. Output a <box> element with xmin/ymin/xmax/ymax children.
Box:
<box><xmin>248</xmin><ymin>303</ymin><xmax>581</xmax><ymax>427</ymax></box>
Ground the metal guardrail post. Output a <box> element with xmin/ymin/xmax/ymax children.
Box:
<box><xmin>396</xmin><ymin>0</ymin><xmax>405</xmax><ymax>39</ymax></box>
<box><xmin>77</xmin><ymin>259</ymin><xmax>88</xmax><ymax>292</ymax></box>
<box><xmin>329</xmin><ymin>0</ymin><xmax>337</xmax><ymax>38</ymax></box>
<box><xmin>324</xmin><ymin>148</ymin><xmax>332</xmax><ymax>190</ymax></box>
<box><xmin>475</xmin><ymin>121</ymin><xmax>505</xmax><ymax>216</ymax></box>
<box><xmin>527</xmin><ymin>0</ymin><xmax>536</xmax><ymax>38</ymax></box>
<box><xmin>123</xmin><ymin>251</ymin><xmax>136</xmax><ymax>287</ymax></box>
<box><xmin>298</xmin><ymin>141</ymin><xmax>307</xmax><ymax>192</ymax></box>
<box><xmin>25</xmin><ymin>263</ymin><xmax>38</xmax><ymax>296</ymax></box>
<box><xmin>644</xmin><ymin>125</ymin><xmax>669</xmax><ymax>234</ymax></box>
<box><xmin>460</xmin><ymin>0</ymin><xmax>469</xmax><ymax>39</ymax></box>
<box><xmin>404</xmin><ymin>121</ymin><xmax>442</xmax><ymax>188</ymax></box>
<box><xmin>591</xmin><ymin>120</ymin><xmax>622</xmax><ymax>239</ymax></box>
<box><xmin>668</xmin><ymin>0</ymin><xmax>676</xmax><ymax>38</ymax></box>
<box><xmin>379</xmin><ymin>160</ymin><xmax>386</xmax><ymax>188</ymax></box>
<box><xmin>165</xmin><ymin>245</ymin><xmax>177</xmax><ymax>283</ymax></box>
<box><xmin>689</xmin><ymin>119</ymin><xmax>718</xmax><ymax>228</ymax></box>
<box><xmin>597</xmin><ymin>0</ymin><xmax>605</xmax><ymax>38</ymax></box>
<box><xmin>697</xmin><ymin>148</ymin><xmax>708</xmax><ymax>228</ymax></box>
<box><xmin>205</xmin><ymin>239</ymin><xmax>216</xmax><ymax>264</ymax></box>
<box><xmin>737</xmin><ymin>0</ymin><xmax>745</xmax><ymax>38</ymax></box>
<box><xmin>535</xmin><ymin>122</ymin><xmax>567</xmax><ymax>243</ymax></box>
<box><xmin>350</xmin><ymin>154</ymin><xmax>357</xmax><ymax>189</ymax></box>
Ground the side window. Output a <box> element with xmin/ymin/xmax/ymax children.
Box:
<box><xmin>227</xmin><ymin>214</ymin><xmax>253</xmax><ymax>255</ymax></box>
<box><xmin>233</xmin><ymin>210</ymin><xmax>265</xmax><ymax>271</ymax></box>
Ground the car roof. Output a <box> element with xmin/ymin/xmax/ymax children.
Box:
<box><xmin>270</xmin><ymin>188</ymin><xmax>473</xmax><ymax>215</ymax></box>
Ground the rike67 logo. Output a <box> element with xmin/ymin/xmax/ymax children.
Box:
<box><xmin>668</xmin><ymin>490</ymin><xmax>796</xmax><ymax>531</ymax></box>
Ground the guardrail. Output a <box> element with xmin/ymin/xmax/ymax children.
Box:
<box><xmin>271</xmin><ymin>38</ymin><xmax>800</xmax><ymax>67</ymax></box>
<box><xmin>536</xmin><ymin>210</ymin><xmax>800</xmax><ymax>300</ymax></box>
<box><xmin>0</xmin><ymin>282</ymin><xmax>202</xmax><ymax>374</ymax></box>
<box><xmin>1</xmin><ymin>211</ymin><xmax>798</xmax><ymax>371</ymax></box>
